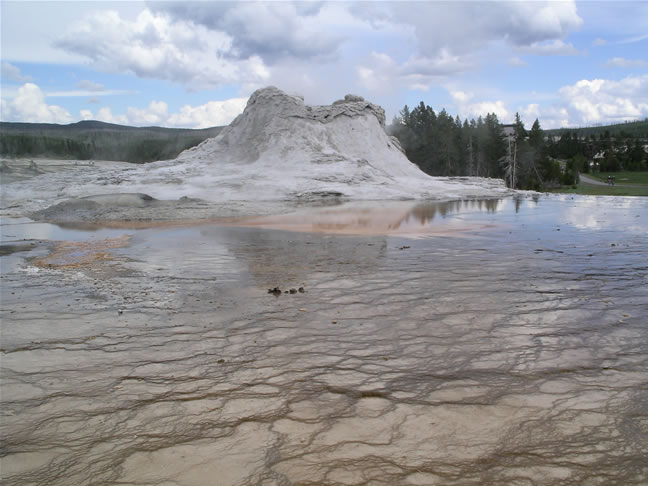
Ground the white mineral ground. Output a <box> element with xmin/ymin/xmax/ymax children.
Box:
<box><xmin>1</xmin><ymin>88</ymin><xmax>647</xmax><ymax>485</ymax></box>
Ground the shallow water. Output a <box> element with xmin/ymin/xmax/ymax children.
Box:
<box><xmin>1</xmin><ymin>196</ymin><xmax>647</xmax><ymax>485</ymax></box>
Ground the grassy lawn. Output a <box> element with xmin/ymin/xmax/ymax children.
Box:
<box><xmin>586</xmin><ymin>171</ymin><xmax>648</xmax><ymax>185</ymax></box>
<box><xmin>548</xmin><ymin>184</ymin><xmax>648</xmax><ymax>196</ymax></box>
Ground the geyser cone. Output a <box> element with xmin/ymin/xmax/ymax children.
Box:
<box><xmin>171</xmin><ymin>86</ymin><xmax>511</xmax><ymax>201</ymax></box>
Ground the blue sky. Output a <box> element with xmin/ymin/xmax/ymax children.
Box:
<box><xmin>1</xmin><ymin>1</ymin><xmax>647</xmax><ymax>129</ymax></box>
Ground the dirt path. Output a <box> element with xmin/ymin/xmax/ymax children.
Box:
<box><xmin>579</xmin><ymin>173</ymin><xmax>636</xmax><ymax>188</ymax></box>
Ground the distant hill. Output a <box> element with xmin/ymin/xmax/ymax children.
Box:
<box><xmin>0</xmin><ymin>120</ymin><xmax>223</xmax><ymax>163</ymax></box>
<box><xmin>545</xmin><ymin>119</ymin><xmax>648</xmax><ymax>139</ymax></box>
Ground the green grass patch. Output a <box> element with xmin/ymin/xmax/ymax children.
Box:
<box><xmin>587</xmin><ymin>171</ymin><xmax>648</xmax><ymax>185</ymax></box>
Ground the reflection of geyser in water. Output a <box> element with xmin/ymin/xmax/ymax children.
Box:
<box><xmin>238</xmin><ymin>198</ymin><xmax>519</xmax><ymax>235</ymax></box>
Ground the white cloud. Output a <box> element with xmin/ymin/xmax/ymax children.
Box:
<box><xmin>448</xmin><ymin>89</ymin><xmax>510</xmax><ymax>121</ymax></box>
<box><xmin>617</xmin><ymin>33</ymin><xmax>648</xmax><ymax>45</ymax></box>
<box><xmin>77</xmin><ymin>80</ymin><xmax>105</xmax><ymax>91</ymax></box>
<box><xmin>508</xmin><ymin>76</ymin><xmax>648</xmax><ymax>128</ymax></box>
<box><xmin>401</xmin><ymin>50</ymin><xmax>473</xmax><ymax>78</ymax></box>
<box><xmin>593</xmin><ymin>38</ymin><xmax>607</xmax><ymax>47</ymax></box>
<box><xmin>167</xmin><ymin>98</ymin><xmax>248</xmax><ymax>128</ymax></box>
<box><xmin>94</xmin><ymin>107</ymin><xmax>128</xmax><ymax>126</ymax></box>
<box><xmin>519</xmin><ymin>104</ymin><xmax>569</xmax><ymax>129</ymax></box>
<box><xmin>373</xmin><ymin>1</ymin><xmax>582</xmax><ymax>55</ymax></box>
<box><xmin>55</xmin><ymin>9</ymin><xmax>270</xmax><ymax>89</ymax></box>
<box><xmin>0</xmin><ymin>81</ymin><xmax>246</xmax><ymax>128</ymax></box>
<box><xmin>0</xmin><ymin>1</ymin><xmax>141</xmax><ymax>64</ymax></box>
<box><xmin>500</xmin><ymin>1</ymin><xmax>582</xmax><ymax>46</ymax></box>
<box><xmin>519</xmin><ymin>39</ymin><xmax>578</xmax><ymax>56</ymax></box>
<box><xmin>45</xmin><ymin>89</ymin><xmax>136</xmax><ymax>98</ymax></box>
<box><xmin>80</xmin><ymin>109</ymin><xmax>94</xmax><ymax>120</ymax></box>
<box><xmin>357</xmin><ymin>50</ymin><xmax>474</xmax><ymax>94</ymax></box>
<box><xmin>466</xmin><ymin>101</ymin><xmax>510</xmax><ymax>122</ymax></box>
<box><xmin>86</xmin><ymin>97</ymin><xmax>248</xmax><ymax>128</ymax></box>
<box><xmin>153</xmin><ymin>2</ymin><xmax>343</xmax><ymax>63</ymax></box>
<box><xmin>1</xmin><ymin>83</ymin><xmax>73</xmax><ymax>124</ymax></box>
<box><xmin>351</xmin><ymin>1</ymin><xmax>581</xmax><ymax>86</ymax></box>
<box><xmin>450</xmin><ymin>90</ymin><xmax>474</xmax><ymax>104</ymax></box>
<box><xmin>125</xmin><ymin>100</ymin><xmax>169</xmax><ymax>126</ymax></box>
<box><xmin>356</xmin><ymin>52</ymin><xmax>398</xmax><ymax>94</ymax></box>
<box><xmin>605</xmin><ymin>57</ymin><xmax>648</xmax><ymax>68</ymax></box>
<box><xmin>558</xmin><ymin>75</ymin><xmax>648</xmax><ymax>125</ymax></box>
<box><xmin>48</xmin><ymin>1</ymin><xmax>583</xmax><ymax>95</ymax></box>
<box><xmin>1</xmin><ymin>62</ymin><xmax>32</xmax><ymax>82</ymax></box>
<box><xmin>521</xmin><ymin>103</ymin><xmax>541</xmax><ymax>121</ymax></box>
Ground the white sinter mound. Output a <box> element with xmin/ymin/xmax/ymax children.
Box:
<box><xmin>134</xmin><ymin>86</ymin><xmax>510</xmax><ymax>201</ymax></box>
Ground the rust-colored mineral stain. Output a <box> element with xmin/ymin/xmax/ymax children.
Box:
<box><xmin>34</xmin><ymin>235</ymin><xmax>131</xmax><ymax>268</ymax></box>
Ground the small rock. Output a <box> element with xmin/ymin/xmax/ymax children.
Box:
<box><xmin>332</xmin><ymin>320</ymin><xmax>337</xmax><ymax>324</ymax></box>
<box><xmin>217</xmin><ymin>359</ymin><xmax>225</xmax><ymax>364</ymax></box>
<box><xmin>299</xmin><ymin>308</ymin><xmax>307</xmax><ymax>312</ymax></box>
<box><xmin>289</xmin><ymin>288</ymin><xmax>297</xmax><ymax>294</ymax></box>
<box><xmin>268</xmin><ymin>287</ymin><xmax>282</xmax><ymax>296</ymax></box>
<box><xmin>298</xmin><ymin>287</ymin><xmax>305</xmax><ymax>293</ymax></box>
<box><xmin>118</xmin><ymin>309</ymin><xmax>123</xmax><ymax>315</ymax></box>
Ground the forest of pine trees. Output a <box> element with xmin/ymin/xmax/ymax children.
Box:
<box><xmin>0</xmin><ymin>121</ymin><xmax>222</xmax><ymax>164</ymax></box>
<box><xmin>389</xmin><ymin>103</ymin><xmax>648</xmax><ymax>190</ymax></box>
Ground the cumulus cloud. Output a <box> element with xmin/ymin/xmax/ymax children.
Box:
<box><xmin>152</xmin><ymin>1</ymin><xmax>343</xmax><ymax>63</ymax></box>
<box><xmin>519</xmin><ymin>104</ymin><xmax>569</xmax><ymax>129</ymax></box>
<box><xmin>605</xmin><ymin>57</ymin><xmax>648</xmax><ymax>68</ymax></box>
<box><xmin>1</xmin><ymin>83</ymin><xmax>73</xmax><ymax>123</ymax></box>
<box><xmin>125</xmin><ymin>100</ymin><xmax>170</xmax><ymax>126</ymax></box>
<box><xmin>80</xmin><ymin>109</ymin><xmax>94</xmax><ymax>121</ymax></box>
<box><xmin>1</xmin><ymin>61</ymin><xmax>32</xmax><ymax>82</ymax></box>
<box><xmin>1</xmin><ymin>81</ymin><xmax>246</xmax><ymax>128</ymax></box>
<box><xmin>85</xmin><ymin>97</ymin><xmax>248</xmax><ymax>128</ymax></box>
<box><xmin>93</xmin><ymin>107</ymin><xmax>128</xmax><ymax>126</ymax></box>
<box><xmin>55</xmin><ymin>9</ymin><xmax>270</xmax><ymax>89</ymax></box>
<box><xmin>167</xmin><ymin>98</ymin><xmax>248</xmax><ymax>128</ymax></box>
<box><xmin>558</xmin><ymin>75</ymin><xmax>648</xmax><ymax>125</ymax></box>
<box><xmin>518</xmin><ymin>75</ymin><xmax>648</xmax><ymax>128</ymax></box>
<box><xmin>449</xmin><ymin>90</ymin><xmax>510</xmax><ymax>121</ymax></box>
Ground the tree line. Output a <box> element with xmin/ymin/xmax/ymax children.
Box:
<box><xmin>389</xmin><ymin>103</ymin><xmax>647</xmax><ymax>190</ymax></box>
<box><xmin>0</xmin><ymin>121</ymin><xmax>221</xmax><ymax>163</ymax></box>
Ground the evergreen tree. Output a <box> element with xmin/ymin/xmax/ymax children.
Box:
<box><xmin>514</xmin><ymin>112</ymin><xmax>527</xmax><ymax>141</ymax></box>
<box><xmin>529</xmin><ymin>119</ymin><xmax>543</xmax><ymax>149</ymax></box>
